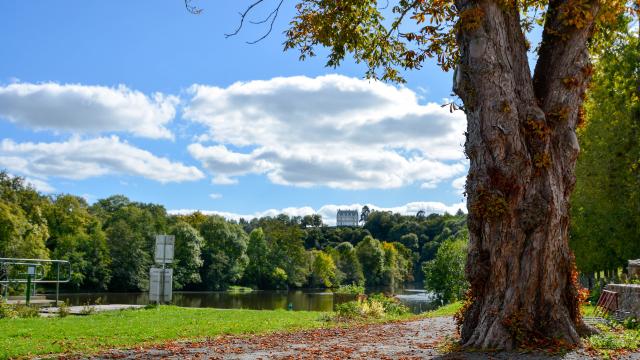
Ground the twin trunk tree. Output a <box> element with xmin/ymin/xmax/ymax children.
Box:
<box><xmin>456</xmin><ymin>0</ymin><xmax>598</xmax><ymax>349</ymax></box>
<box><xmin>216</xmin><ymin>0</ymin><xmax>609</xmax><ymax>350</ymax></box>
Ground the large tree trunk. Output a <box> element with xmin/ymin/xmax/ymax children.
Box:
<box><xmin>453</xmin><ymin>0</ymin><xmax>599</xmax><ymax>349</ymax></box>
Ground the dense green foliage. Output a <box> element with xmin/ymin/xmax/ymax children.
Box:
<box><xmin>422</xmin><ymin>234</ymin><xmax>469</xmax><ymax>303</ymax></box>
<box><xmin>0</xmin><ymin>171</ymin><xmax>469</xmax><ymax>293</ymax></box>
<box><xmin>570</xmin><ymin>29</ymin><xmax>640</xmax><ymax>277</ymax></box>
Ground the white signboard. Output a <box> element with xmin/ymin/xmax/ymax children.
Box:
<box><xmin>149</xmin><ymin>267</ymin><xmax>173</xmax><ymax>302</ymax></box>
<box><xmin>154</xmin><ymin>235</ymin><xmax>175</xmax><ymax>264</ymax></box>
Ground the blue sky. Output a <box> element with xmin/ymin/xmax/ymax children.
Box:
<box><xmin>0</xmin><ymin>0</ymin><xmax>472</xmax><ymax>224</ymax></box>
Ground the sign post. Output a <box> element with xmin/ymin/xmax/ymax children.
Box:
<box><xmin>25</xmin><ymin>265</ymin><xmax>35</xmax><ymax>305</ymax></box>
<box><xmin>149</xmin><ymin>235</ymin><xmax>174</xmax><ymax>304</ymax></box>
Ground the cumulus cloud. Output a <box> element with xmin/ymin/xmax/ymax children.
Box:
<box><xmin>0</xmin><ymin>136</ymin><xmax>204</xmax><ymax>183</ymax></box>
<box><xmin>170</xmin><ymin>201</ymin><xmax>467</xmax><ymax>226</ymax></box>
<box><xmin>184</xmin><ymin>74</ymin><xmax>467</xmax><ymax>190</ymax></box>
<box><xmin>0</xmin><ymin>82</ymin><xmax>178</xmax><ymax>139</ymax></box>
<box><xmin>209</xmin><ymin>193</ymin><xmax>223</xmax><ymax>200</ymax></box>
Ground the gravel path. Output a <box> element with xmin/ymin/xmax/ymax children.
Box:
<box><xmin>86</xmin><ymin>317</ymin><xmax>640</xmax><ymax>360</ymax></box>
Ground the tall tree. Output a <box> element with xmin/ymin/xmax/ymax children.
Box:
<box><xmin>571</xmin><ymin>27</ymin><xmax>640</xmax><ymax>275</ymax></box>
<box><xmin>199</xmin><ymin>215</ymin><xmax>249</xmax><ymax>290</ymax></box>
<box><xmin>106</xmin><ymin>218</ymin><xmax>150</xmax><ymax>291</ymax></box>
<box><xmin>355</xmin><ymin>235</ymin><xmax>385</xmax><ymax>286</ymax></box>
<box><xmin>360</xmin><ymin>206</ymin><xmax>370</xmax><ymax>223</ymax></box>
<box><xmin>170</xmin><ymin>221</ymin><xmax>204</xmax><ymax>290</ymax></box>
<box><xmin>262</xmin><ymin>219</ymin><xmax>310</xmax><ymax>287</ymax></box>
<box><xmin>309</xmin><ymin>250</ymin><xmax>338</xmax><ymax>288</ymax></box>
<box><xmin>269</xmin><ymin>0</ymin><xmax>631</xmax><ymax>348</ymax></box>
<box><xmin>423</xmin><ymin>235</ymin><xmax>469</xmax><ymax>304</ymax></box>
<box><xmin>0</xmin><ymin>172</ymin><xmax>49</xmax><ymax>260</ymax></box>
<box><xmin>333</xmin><ymin>242</ymin><xmax>365</xmax><ymax>286</ymax></box>
<box><xmin>243</xmin><ymin>228</ymin><xmax>273</xmax><ymax>288</ymax></box>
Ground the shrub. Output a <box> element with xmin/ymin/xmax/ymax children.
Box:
<box><xmin>335</xmin><ymin>300</ymin><xmax>364</xmax><ymax>319</ymax></box>
<box><xmin>588</xmin><ymin>280</ymin><xmax>604</xmax><ymax>304</ymax></box>
<box><xmin>334</xmin><ymin>284</ymin><xmax>365</xmax><ymax>295</ymax></box>
<box><xmin>333</xmin><ymin>294</ymin><xmax>408</xmax><ymax>321</ymax></box>
<box><xmin>0</xmin><ymin>298</ymin><xmax>17</xmax><ymax>319</ymax></box>
<box><xmin>368</xmin><ymin>293</ymin><xmax>409</xmax><ymax>316</ymax></box>
<box><xmin>79</xmin><ymin>301</ymin><xmax>95</xmax><ymax>315</ymax></box>
<box><xmin>15</xmin><ymin>305</ymin><xmax>39</xmax><ymax>318</ymax></box>
<box><xmin>621</xmin><ymin>317</ymin><xmax>640</xmax><ymax>330</ymax></box>
<box><xmin>361</xmin><ymin>299</ymin><xmax>385</xmax><ymax>318</ymax></box>
<box><xmin>58</xmin><ymin>301</ymin><xmax>70</xmax><ymax>318</ymax></box>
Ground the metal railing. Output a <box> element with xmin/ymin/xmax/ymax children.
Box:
<box><xmin>0</xmin><ymin>258</ymin><xmax>71</xmax><ymax>305</ymax></box>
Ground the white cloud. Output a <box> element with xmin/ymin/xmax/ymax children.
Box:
<box><xmin>0</xmin><ymin>136</ymin><xmax>204</xmax><ymax>183</ymax></box>
<box><xmin>0</xmin><ymin>82</ymin><xmax>178</xmax><ymax>139</ymax></box>
<box><xmin>184</xmin><ymin>74</ymin><xmax>467</xmax><ymax>190</ymax></box>
<box><xmin>452</xmin><ymin>175</ymin><xmax>467</xmax><ymax>195</ymax></box>
<box><xmin>209</xmin><ymin>193</ymin><xmax>223</xmax><ymax>200</ymax></box>
<box><xmin>169</xmin><ymin>201</ymin><xmax>467</xmax><ymax>226</ymax></box>
<box><xmin>25</xmin><ymin>177</ymin><xmax>55</xmax><ymax>193</ymax></box>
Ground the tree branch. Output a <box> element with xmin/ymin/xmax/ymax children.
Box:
<box><xmin>387</xmin><ymin>0</ymin><xmax>421</xmax><ymax>39</ymax></box>
<box><xmin>225</xmin><ymin>0</ymin><xmax>266</xmax><ymax>38</ymax></box>
<box><xmin>184</xmin><ymin>0</ymin><xmax>203</xmax><ymax>15</ymax></box>
<box><xmin>222</xmin><ymin>0</ymin><xmax>284</xmax><ymax>44</ymax></box>
<box><xmin>533</xmin><ymin>0</ymin><xmax>600</xmax><ymax>106</ymax></box>
<box><xmin>246</xmin><ymin>0</ymin><xmax>284</xmax><ymax>44</ymax></box>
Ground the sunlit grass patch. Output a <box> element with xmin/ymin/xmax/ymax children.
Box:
<box><xmin>0</xmin><ymin>306</ymin><xmax>329</xmax><ymax>358</ymax></box>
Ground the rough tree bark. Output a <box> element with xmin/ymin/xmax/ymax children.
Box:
<box><xmin>454</xmin><ymin>0</ymin><xmax>599</xmax><ymax>349</ymax></box>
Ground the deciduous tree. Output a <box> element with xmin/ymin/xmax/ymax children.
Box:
<box><xmin>269</xmin><ymin>0</ymin><xmax>631</xmax><ymax>348</ymax></box>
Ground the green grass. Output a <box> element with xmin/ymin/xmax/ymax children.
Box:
<box><xmin>582</xmin><ymin>304</ymin><xmax>596</xmax><ymax>317</ymax></box>
<box><xmin>0</xmin><ymin>306</ymin><xmax>330</xmax><ymax>359</ymax></box>
<box><xmin>424</xmin><ymin>302</ymin><xmax>598</xmax><ymax>319</ymax></box>
<box><xmin>424</xmin><ymin>301</ymin><xmax>463</xmax><ymax>317</ymax></box>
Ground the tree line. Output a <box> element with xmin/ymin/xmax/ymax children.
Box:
<box><xmin>0</xmin><ymin>172</ymin><xmax>468</xmax><ymax>293</ymax></box>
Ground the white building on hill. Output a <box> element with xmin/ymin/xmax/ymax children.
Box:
<box><xmin>336</xmin><ymin>209</ymin><xmax>359</xmax><ymax>227</ymax></box>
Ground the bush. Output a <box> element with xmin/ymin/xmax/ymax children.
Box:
<box><xmin>335</xmin><ymin>300</ymin><xmax>364</xmax><ymax>319</ymax></box>
<box><xmin>58</xmin><ymin>301</ymin><xmax>70</xmax><ymax>318</ymax></box>
<box><xmin>0</xmin><ymin>298</ymin><xmax>17</xmax><ymax>319</ymax></box>
<box><xmin>361</xmin><ymin>299</ymin><xmax>385</xmax><ymax>318</ymax></box>
<box><xmin>79</xmin><ymin>301</ymin><xmax>95</xmax><ymax>315</ymax></box>
<box><xmin>368</xmin><ymin>293</ymin><xmax>409</xmax><ymax>316</ymax></box>
<box><xmin>621</xmin><ymin>317</ymin><xmax>640</xmax><ymax>330</ymax></box>
<box><xmin>588</xmin><ymin>280</ymin><xmax>604</xmax><ymax>304</ymax></box>
<box><xmin>334</xmin><ymin>284</ymin><xmax>365</xmax><ymax>295</ymax></box>
<box><xmin>333</xmin><ymin>294</ymin><xmax>408</xmax><ymax>321</ymax></box>
<box><xmin>15</xmin><ymin>305</ymin><xmax>39</xmax><ymax>318</ymax></box>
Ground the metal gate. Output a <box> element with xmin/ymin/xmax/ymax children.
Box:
<box><xmin>0</xmin><ymin>257</ymin><xmax>71</xmax><ymax>305</ymax></box>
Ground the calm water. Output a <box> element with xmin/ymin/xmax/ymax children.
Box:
<box><xmin>53</xmin><ymin>287</ymin><xmax>438</xmax><ymax>314</ymax></box>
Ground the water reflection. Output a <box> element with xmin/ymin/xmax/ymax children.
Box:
<box><xmin>54</xmin><ymin>288</ymin><xmax>438</xmax><ymax>314</ymax></box>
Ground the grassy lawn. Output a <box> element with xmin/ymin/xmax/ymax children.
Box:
<box><xmin>0</xmin><ymin>306</ymin><xmax>331</xmax><ymax>359</ymax></box>
<box><xmin>425</xmin><ymin>302</ymin><xmax>598</xmax><ymax>319</ymax></box>
<box><xmin>424</xmin><ymin>301</ymin><xmax>463</xmax><ymax>317</ymax></box>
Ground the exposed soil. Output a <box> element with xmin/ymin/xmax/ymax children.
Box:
<box><xmin>82</xmin><ymin>317</ymin><xmax>640</xmax><ymax>360</ymax></box>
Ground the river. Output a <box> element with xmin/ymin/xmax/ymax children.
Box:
<box><xmin>53</xmin><ymin>287</ymin><xmax>439</xmax><ymax>314</ymax></box>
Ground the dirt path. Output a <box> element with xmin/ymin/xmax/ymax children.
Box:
<box><xmin>89</xmin><ymin>317</ymin><xmax>638</xmax><ymax>360</ymax></box>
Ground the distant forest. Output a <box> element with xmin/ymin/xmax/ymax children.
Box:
<box><xmin>0</xmin><ymin>171</ymin><xmax>467</xmax><ymax>293</ymax></box>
